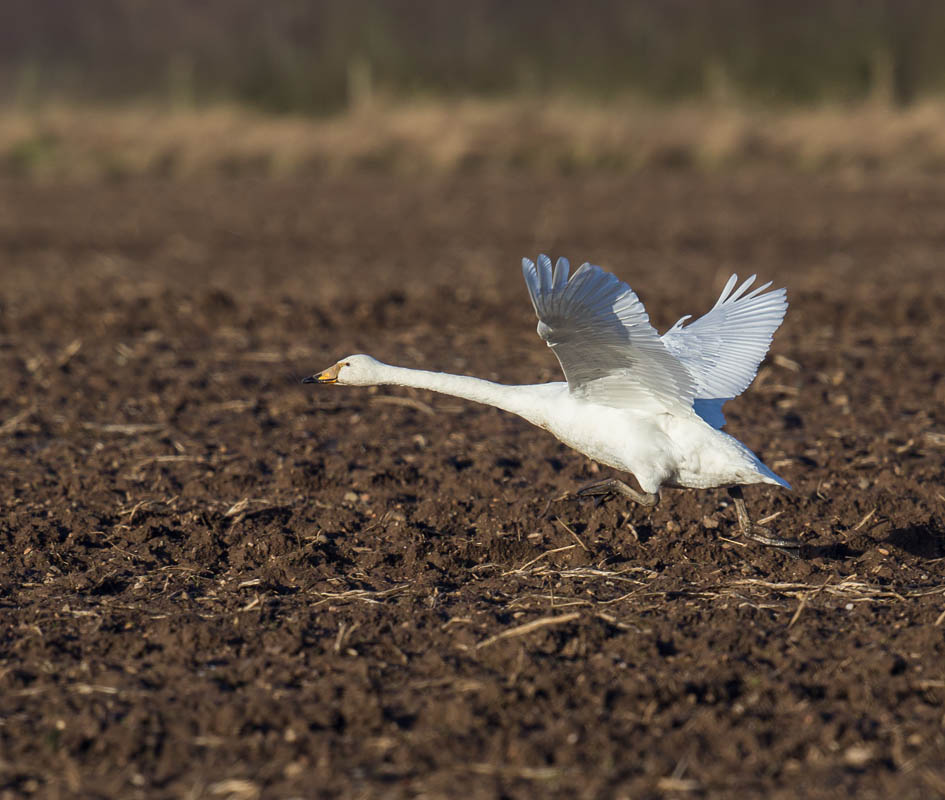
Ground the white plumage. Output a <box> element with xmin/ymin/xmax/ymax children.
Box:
<box><xmin>307</xmin><ymin>254</ymin><xmax>792</xmax><ymax>545</ymax></box>
<box><xmin>661</xmin><ymin>271</ymin><xmax>788</xmax><ymax>428</ymax></box>
<box><xmin>522</xmin><ymin>255</ymin><xmax>695</xmax><ymax>413</ymax></box>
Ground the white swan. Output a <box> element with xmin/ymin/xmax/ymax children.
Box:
<box><xmin>305</xmin><ymin>255</ymin><xmax>795</xmax><ymax>547</ymax></box>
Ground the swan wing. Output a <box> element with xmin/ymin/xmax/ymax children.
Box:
<box><xmin>661</xmin><ymin>274</ymin><xmax>787</xmax><ymax>425</ymax></box>
<box><xmin>522</xmin><ymin>255</ymin><xmax>694</xmax><ymax>410</ymax></box>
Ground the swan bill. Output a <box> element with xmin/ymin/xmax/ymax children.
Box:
<box><xmin>301</xmin><ymin>373</ymin><xmax>337</xmax><ymax>384</ymax></box>
<box><xmin>302</xmin><ymin>361</ymin><xmax>344</xmax><ymax>384</ymax></box>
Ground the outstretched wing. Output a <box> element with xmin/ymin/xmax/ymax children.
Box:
<box><xmin>522</xmin><ymin>255</ymin><xmax>694</xmax><ymax>411</ymax></box>
<box><xmin>661</xmin><ymin>274</ymin><xmax>787</xmax><ymax>424</ymax></box>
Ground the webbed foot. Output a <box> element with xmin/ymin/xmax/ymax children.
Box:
<box><xmin>576</xmin><ymin>478</ymin><xmax>659</xmax><ymax>508</ymax></box>
<box><xmin>727</xmin><ymin>486</ymin><xmax>801</xmax><ymax>550</ymax></box>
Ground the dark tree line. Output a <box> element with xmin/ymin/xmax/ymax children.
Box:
<box><xmin>2</xmin><ymin>0</ymin><xmax>942</xmax><ymax>111</ymax></box>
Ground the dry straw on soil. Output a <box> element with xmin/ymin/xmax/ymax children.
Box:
<box><xmin>5</xmin><ymin>98</ymin><xmax>945</xmax><ymax>180</ymax></box>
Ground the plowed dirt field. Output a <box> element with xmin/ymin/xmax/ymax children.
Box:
<box><xmin>2</xmin><ymin>173</ymin><xmax>944</xmax><ymax>798</ymax></box>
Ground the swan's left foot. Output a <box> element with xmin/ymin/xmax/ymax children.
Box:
<box><xmin>577</xmin><ymin>479</ymin><xmax>659</xmax><ymax>508</ymax></box>
<box><xmin>727</xmin><ymin>486</ymin><xmax>801</xmax><ymax>549</ymax></box>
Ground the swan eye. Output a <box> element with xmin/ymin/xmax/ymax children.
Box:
<box><xmin>344</xmin><ymin>362</ymin><xmax>351</xmax><ymax>366</ymax></box>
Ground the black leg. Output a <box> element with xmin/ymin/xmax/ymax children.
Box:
<box><xmin>577</xmin><ymin>478</ymin><xmax>659</xmax><ymax>508</ymax></box>
<box><xmin>727</xmin><ymin>486</ymin><xmax>801</xmax><ymax>549</ymax></box>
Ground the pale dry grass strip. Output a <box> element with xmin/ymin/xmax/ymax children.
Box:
<box><xmin>506</xmin><ymin>544</ymin><xmax>577</xmax><ymax>574</ymax></box>
<box><xmin>555</xmin><ymin>516</ymin><xmax>590</xmax><ymax>552</ymax></box>
<box><xmin>123</xmin><ymin>452</ymin><xmax>240</xmax><ymax>479</ymax></box>
<box><xmin>55</xmin><ymin>338</ymin><xmax>82</xmax><ymax>368</ymax></box>
<box><xmin>0</xmin><ymin>405</ymin><xmax>36</xmax><ymax>435</ymax></box>
<box><xmin>132</xmin><ymin>454</ymin><xmax>204</xmax><ymax>468</ymax></box>
<box><xmin>72</xmin><ymin>683</ymin><xmax>119</xmax><ymax>695</ymax></box>
<box><xmin>334</xmin><ymin>621</ymin><xmax>358</xmax><ymax>654</ymax></box>
<box><xmin>476</xmin><ymin>611</ymin><xmax>581</xmax><ymax>649</ymax></box>
<box><xmin>493</xmin><ymin>566</ymin><xmax>943</xmax><ymax>613</ymax></box>
<box><xmin>507</xmin><ymin>594</ymin><xmax>594</xmax><ymax>610</ymax></box>
<box><xmin>8</xmin><ymin>98</ymin><xmax>945</xmax><ymax>180</ymax></box>
<box><xmin>222</xmin><ymin>497</ymin><xmax>291</xmax><ymax>523</ymax></box>
<box><xmin>224</xmin><ymin>498</ymin><xmax>250</xmax><ymax>518</ymax></box>
<box><xmin>81</xmin><ymin>422</ymin><xmax>166</xmax><ymax>435</ymax></box>
<box><xmin>657</xmin><ymin>776</ymin><xmax>701</xmax><ymax>792</ymax></box>
<box><xmin>728</xmin><ymin>577</ymin><xmax>945</xmax><ymax>604</ymax></box>
<box><xmin>500</xmin><ymin>564</ymin><xmax>661</xmax><ymax>593</ymax></box>
<box><xmin>787</xmin><ymin>593</ymin><xmax>811</xmax><ymax>629</ymax></box>
<box><xmin>786</xmin><ymin>578</ymin><xmax>834</xmax><ymax>628</ymax></box>
<box><xmin>756</xmin><ymin>510</ymin><xmax>784</xmax><ymax>526</ymax></box>
<box><xmin>466</xmin><ymin>763</ymin><xmax>562</xmax><ymax>780</ymax></box>
<box><xmin>594</xmin><ymin>611</ymin><xmax>644</xmax><ymax>631</ymax></box>
<box><xmin>208</xmin><ymin>779</ymin><xmax>260</xmax><ymax>800</ymax></box>
<box><xmin>309</xmin><ymin>582</ymin><xmax>413</xmax><ymax>608</ymax></box>
<box><xmin>852</xmin><ymin>508</ymin><xmax>878</xmax><ymax>531</ymax></box>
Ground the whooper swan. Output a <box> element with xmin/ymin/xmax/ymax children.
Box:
<box><xmin>305</xmin><ymin>255</ymin><xmax>795</xmax><ymax>548</ymax></box>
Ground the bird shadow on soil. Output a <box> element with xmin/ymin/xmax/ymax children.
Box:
<box><xmin>797</xmin><ymin>541</ymin><xmax>864</xmax><ymax>561</ymax></box>
<box><xmin>749</xmin><ymin>520</ymin><xmax>945</xmax><ymax>563</ymax></box>
<box><xmin>882</xmin><ymin>522</ymin><xmax>945</xmax><ymax>560</ymax></box>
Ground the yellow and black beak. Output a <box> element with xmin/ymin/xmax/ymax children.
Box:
<box><xmin>302</xmin><ymin>362</ymin><xmax>343</xmax><ymax>385</ymax></box>
<box><xmin>301</xmin><ymin>372</ymin><xmax>336</xmax><ymax>385</ymax></box>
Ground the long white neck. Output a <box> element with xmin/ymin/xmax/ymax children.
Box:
<box><xmin>368</xmin><ymin>361</ymin><xmax>550</xmax><ymax>427</ymax></box>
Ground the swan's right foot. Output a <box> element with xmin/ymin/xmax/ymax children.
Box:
<box><xmin>741</xmin><ymin>524</ymin><xmax>802</xmax><ymax>549</ymax></box>
<box><xmin>576</xmin><ymin>479</ymin><xmax>659</xmax><ymax>508</ymax></box>
<box><xmin>727</xmin><ymin>486</ymin><xmax>801</xmax><ymax>549</ymax></box>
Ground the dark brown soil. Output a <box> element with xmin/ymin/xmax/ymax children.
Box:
<box><xmin>2</xmin><ymin>173</ymin><xmax>945</xmax><ymax>799</ymax></box>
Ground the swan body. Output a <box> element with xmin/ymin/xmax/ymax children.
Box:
<box><xmin>307</xmin><ymin>255</ymin><xmax>789</xmax><ymax>506</ymax></box>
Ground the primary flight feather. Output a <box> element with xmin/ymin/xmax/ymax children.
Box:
<box><xmin>306</xmin><ymin>256</ymin><xmax>794</xmax><ymax>547</ymax></box>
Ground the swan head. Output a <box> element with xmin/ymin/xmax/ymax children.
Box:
<box><xmin>302</xmin><ymin>354</ymin><xmax>383</xmax><ymax>386</ymax></box>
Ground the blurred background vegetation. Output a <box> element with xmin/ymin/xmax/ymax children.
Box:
<box><xmin>4</xmin><ymin>0</ymin><xmax>945</xmax><ymax>177</ymax></box>
<box><xmin>4</xmin><ymin>0</ymin><xmax>944</xmax><ymax>111</ymax></box>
